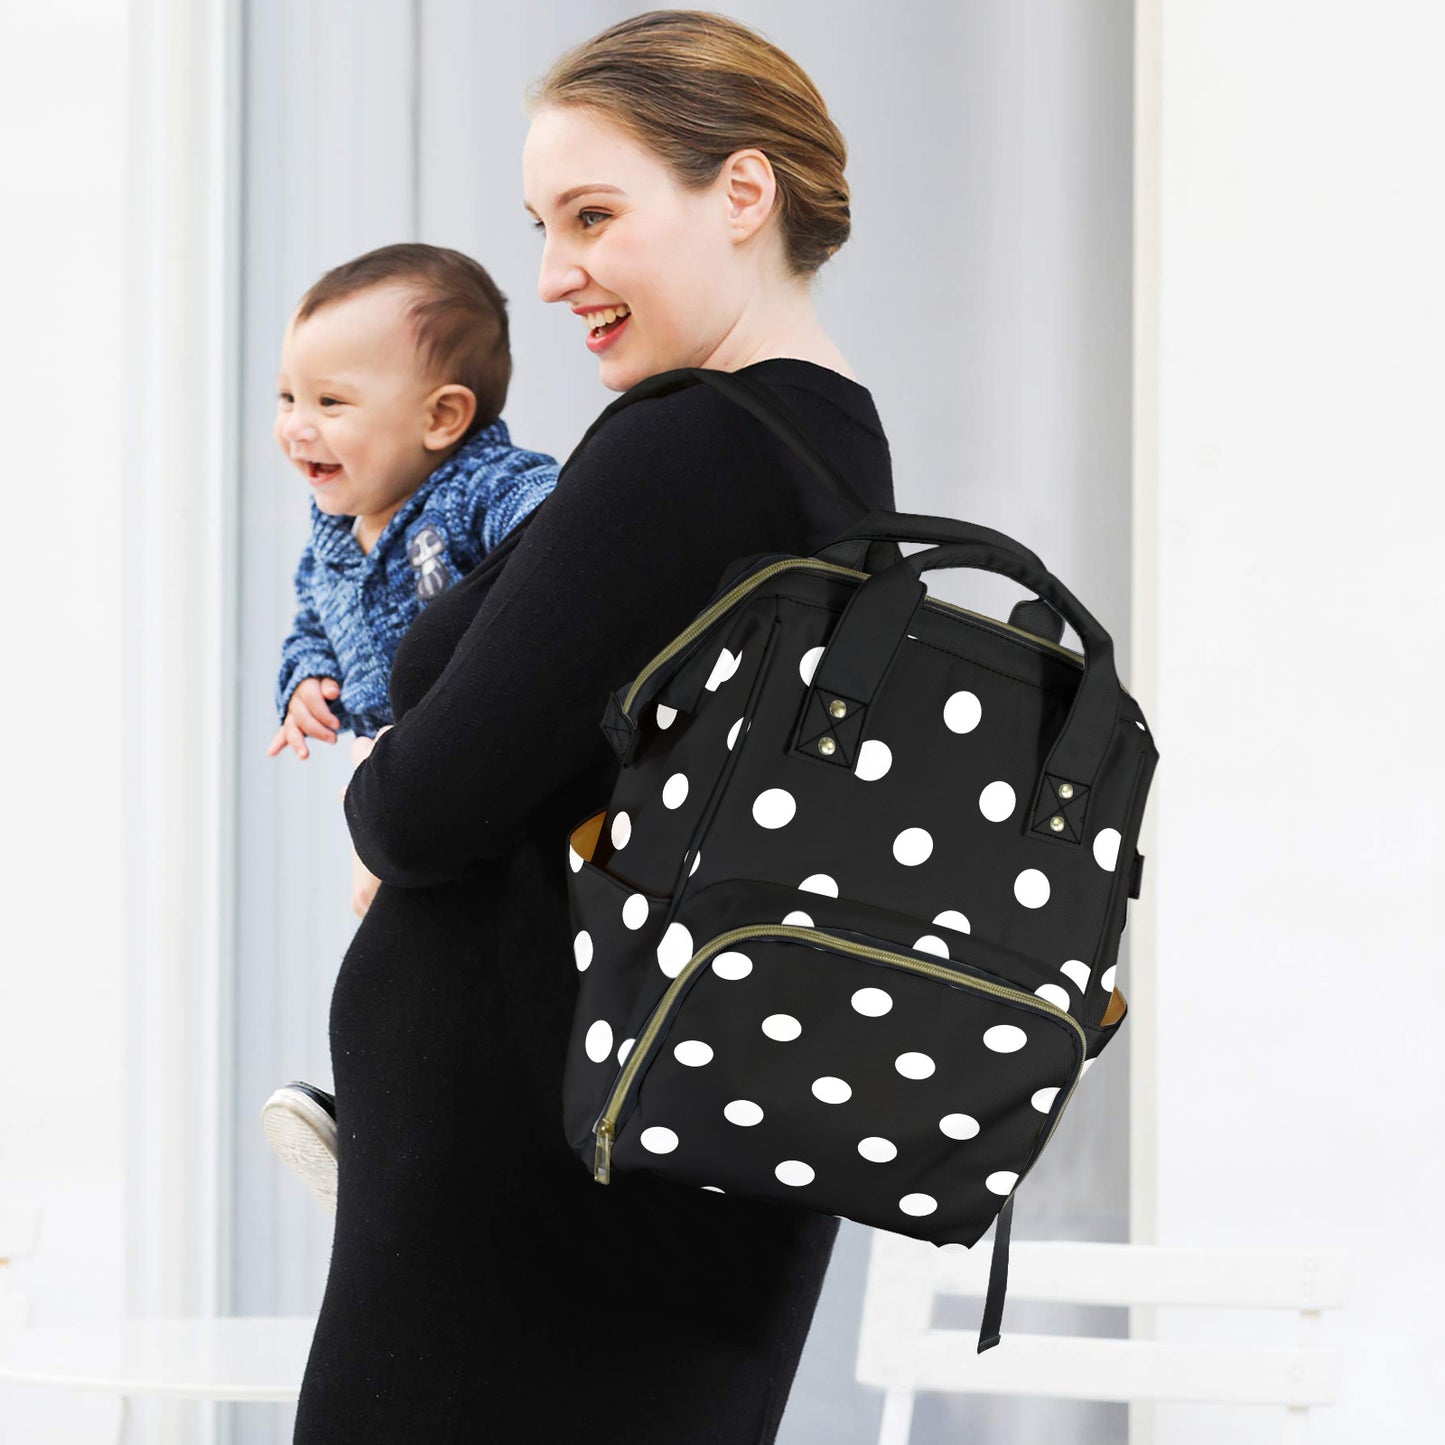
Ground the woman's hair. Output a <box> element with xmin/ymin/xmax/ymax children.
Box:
<box><xmin>295</xmin><ymin>243</ymin><xmax>512</xmax><ymax>437</ymax></box>
<box><xmin>524</xmin><ymin>9</ymin><xmax>850</xmax><ymax>279</ymax></box>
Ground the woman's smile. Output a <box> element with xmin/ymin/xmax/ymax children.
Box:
<box><xmin>585</xmin><ymin>309</ymin><xmax>631</xmax><ymax>353</ymax></box>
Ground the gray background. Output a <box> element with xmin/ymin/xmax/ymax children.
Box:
<box><xmin>230</xmin><ymin>2</ymin><xmax>1134</xmax><ymax>1439</ymax></box>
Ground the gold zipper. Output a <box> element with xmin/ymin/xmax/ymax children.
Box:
<box><xmin>622</xmin><ymin>557</ymin><xmax>1105</xmax><ymax>717</ymax></box>
<box><xmin>593</xmin><ymin>923</ymin><xmax>1088</xmax><ymax>1184</ymax></box>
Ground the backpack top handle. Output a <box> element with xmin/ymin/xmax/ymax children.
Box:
<box><xmin>793</xmin><ymin>536</ymin><xmax>1123</xmax><ymax>849</ymax></box>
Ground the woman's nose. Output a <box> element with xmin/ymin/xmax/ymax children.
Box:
<box><xmin>536</xmin><ymin>245</ymin><xmax>585</xmax><ymax>306</ymax></box>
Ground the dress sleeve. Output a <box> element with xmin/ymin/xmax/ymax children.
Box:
<box><xmin>343</xmin><ymin>399</ymin><xmax>787</xmax><ymax>888</ymax></box>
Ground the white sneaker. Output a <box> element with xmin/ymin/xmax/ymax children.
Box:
<box><xmin>261</xmin><ymin>1081</ymin><xmax>338</xmax><ymax>1214</ymax></box>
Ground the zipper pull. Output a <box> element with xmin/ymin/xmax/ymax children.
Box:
<box><xmin>593</xmin><ymin>1119</ymin><xmax>613</xmax><ymax>1184</ymax></box>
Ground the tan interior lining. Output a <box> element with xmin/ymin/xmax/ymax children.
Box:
<box><xmin>570</xmin><ymin>810</ymin><xmax>606</xmax><ymax>864</ymax></box>
<box><xmin>1101</xmin><ymin>986</ymin><xmax>1127</xmax><ymax>1026</ymax></box>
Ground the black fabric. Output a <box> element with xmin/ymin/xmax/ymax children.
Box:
<box><xmin>292</xmin><ymin>359</ymin><xmax>895</xmax><ymax>1444</ymax></box>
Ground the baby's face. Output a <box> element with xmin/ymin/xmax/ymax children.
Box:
<box><xmin>274</xmin><ymin>284</ymin><xmax>454</xmax><ymax>522</ymax></box>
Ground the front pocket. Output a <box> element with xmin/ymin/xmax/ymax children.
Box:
<box><xmin>592</xmin><ymin>917</ymin><xmax>1086</xmax><ymax>1248</ymax></box>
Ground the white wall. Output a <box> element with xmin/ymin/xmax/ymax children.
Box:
<box><xmin>0</xmin><ymin>2</ymin><xmax>129</xmax><ymax>1440</ymax></box>
<box><xmin>1142</xmin><ymin>2</ymin><xmax>1444</xmax><ymax>1439</ymax></box>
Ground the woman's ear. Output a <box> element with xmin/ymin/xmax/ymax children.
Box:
<box><xmin>721</xmin><ymin>147</ymin><xmax>777</xmax><ymax>240</ymax></box>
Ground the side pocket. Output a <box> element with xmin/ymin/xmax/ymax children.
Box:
<box><xmin>561</xmin><ymin>808</ymin><xmax>677</xmax><ymax>1154</ymax></box>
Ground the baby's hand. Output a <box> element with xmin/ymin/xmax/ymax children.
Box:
<box><xmin>267</xmin><ymin>676</ymin><xmax>343</xmax><ymax>760</ymax></box>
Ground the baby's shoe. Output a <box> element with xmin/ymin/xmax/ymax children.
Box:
<box><xmin>261</xmin><ymin>1081</ymin><xmax>338</xmax><ymax>1214</ymax></box>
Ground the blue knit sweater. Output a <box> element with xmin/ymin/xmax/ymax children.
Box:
<box><xmin>275</xmin><ymin>417</ymin><xmax>558</xmax><ymax>737</ymax></box>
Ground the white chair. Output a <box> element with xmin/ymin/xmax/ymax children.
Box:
<box><xmin>0</xmin><ymin>1202</ymin><xmax>312</xmax><ymax>1441</ymax></box>
<box><xmin>855</xmin><ymin>1228</ymin><xmax>1351</xmax><ymax>1443</ymax></box>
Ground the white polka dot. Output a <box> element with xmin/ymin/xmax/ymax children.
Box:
<box><xmin>1101</xmin><ymin>964</ymin><xmax>1117</xmax><ymax>992</ymax></box>
<box><xmin>662</xmin><ymin>773</ymin><xmax>689</xmax><ymax>809</ymax></box>
<box><xmin>1082</xmin><ymin>1057</ymin><xmax>1097</xmax><ymax>1075</ymax></box>
<box><xmin>900</xmin><ymin>1193</ymin><xmax>938</xmax><ymax>1217</ymax></box>
<box><xmin>1031</xmin><ymin>1086</ymin><xmax>1059</xmax><ymax>1112</ymax></box>
<box><xmin>798</xmin><ymin>646</ymin><xmax>825</xmax><ymax>686</ymax></box>
<box><xmin>944</xmin><ymin>691</ymin><xmax>982</xmax><ymax>733</ymax></box>
<box><xmin>799</xmin><ymin>874</ymin><xmax>839</xmax><ymax>897</ymax></box>
<box><xmin>674</xmin><ymin>1039</ymin><xmax>713</xmax><ymax>1067</ymax></box>
<box><xmin>762</xmin><ymin>1014</ymin><xmax>802</xmax><ymax>1042</ymax></box>
<box><xmin>893</xmin><ymin>827</ymin><xmax>933</xmax><ymax>865</ymax></box>
<box><xmin>1035</xmin><ymin>983</ymin><xmax>1071</xmax><ymax>1011</ymax></box>
<box><xmin>933</xmin><ymin>909</ymin><xmax>971</xmax><ymax>934</ymax></box>
<box><xmin>689</xmin><ymin>849</ymin><xmax>701</xmax><ymax>877</ymax></box>
<box><xmin>939</xmin><ymin>1113</ymin><xmax>980</xmax><ymax>1139</ymax></box>
<box><xmin>621</xmin><ymin>893</ymin><xmax>650</xmax><ymax>930</ymax></box>
<box><xmin>782</xmin><ymin>910</ymin><xmax>814</xmax><ymax>927</ymax></box>
<box><xmin>985</xmin><ymin>1170</ymin><xmax>1019</xmax><ymax>1196</ymax></box>
<box><xmin>724</xmin><ymin>1099</ymin><xmax>764</xmax><ymax>1126</ymax></box>
<box><xmin>573</xmin><ymin>931</ymin><xmax>593</xmax><ymax>971</ymax></box>
<box><xmin>640</xmin><ymin>1126</ymin><xmax>679</xmax><ymax>1155</ymax></box>
<box><xmin>726</xmin><ymin>717</ymin><xmax>744</xmax><ymax>749</ymax></box>
<box><xmin>984</xmin><ymin>1024</ymin><xmax>1028</xmax><ymax>1053</ymax></box>
<box><xmin>912</xmin><ymin>934</ymin><xmax>949</xmax><ymax>957</ymax></box>
<box><xmin>617</xmin><ymin>1038</ymin><xmax>635</xmax><ymax>1065</ymax></box>
<box><xmin>567</xmin><ymin>844</ymin><xmax>584</xmax><ymax>874</ymax></box>
<box><xmin>851</xmin><ymin>987</ymin><xmax>893</xmax><ymax>1017</ymax></box>
<box><xmin>711</xmin><ymin>951</ymin><xmax>753</xmax><ymax>981</ymax></box>
<box><xmin>705</xmin><ymin>646</ymin><xmax>740</xmax><ymax>691</ymax></box>
<box><xmin>811</xmin><ymin>1076</ymin><xmax>852</xmax><ymax>1104</ymax></box>
<box><xmin>584</xmin><ymin>1019</ymin><xmax>613</xmax><ymax>1063</ymax></box>
<box><xmin>1093</xmin><ymin>827</ymin><xmax>1122</xmax><ymax>871</ymax></box>
<box><xmin>978</xmin><ymin>780</ymin><xmax>1016</xmax><ymax>822</ymax></box>
<box><xmin>701</xmin><ymin>1185</ymin><xmax>724</xmax><ymax>1193</ymax></box>
<box><xmin>1014</xmin><ymin>868</ymin><xmax>1050</xmax><ymax>907</ymax></box>
<box><xmin>752</xmin><ymin>788</ymin><xmax>796</xmax><ymax>829</ymax></box>
<box><xmin>656</xmin><ymin>922</ymin><xmax>694</xmax><ymax>978</ymax></box>
<box><xmin>1061</xmin><ymin>959</ymin><xmax>1091</xmax><ymax>991</ymax></box>
<box><xmin>655</xmin><ymin>703</ymin><xmax>677</xmax><ymax>729</ymax></box>
<box><xmin>610</xmin><ymin>810</ymin><xmax>631</xmax><ymax>850</ymax></box>
<box><xmin>775</xmin><ymin>1160</ymin><xmax>815</xmax><ymax>1187</ymax></box>
<box><xmin>858</xmin><ymin>1136</ymin><xmax>897</xmax><ymax>1162</ymax></box>
<box><xmin>855</xmin><ymin>739</ymin><xmax>892</xmax><ymax>780</ymax></box>
<box><xmin>895</xmin><ymin>1051</ymin><xmax>936</xmax><ymax>1079</ymax></box>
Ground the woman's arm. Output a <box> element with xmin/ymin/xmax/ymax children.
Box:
<box><xmin>342</xmin><ymin>399</ymin><xmax>791</xmax><ymax>888</ymax></box>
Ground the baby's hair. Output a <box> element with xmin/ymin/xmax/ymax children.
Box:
<box><xmin>295</xmin><ymin>243</ymin><xmax>512</xmax><ymax>438</ymax></box>
<box><xmin>524</xmin><ymin>9</ymin><xmax>850</xmax><ymax>279</ymax></box>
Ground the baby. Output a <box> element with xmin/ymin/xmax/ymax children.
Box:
<box><xmin>261</xmin><ymin>244</ymin><xmax>558</xmax><ymax>1211</ymax></box>
<box><xmin>267</xmin><ymin>241</ymin><xmax>558</xmax><ymax>759</ymax></box>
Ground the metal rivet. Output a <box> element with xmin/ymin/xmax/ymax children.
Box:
<box><xmin>829</xmin><ymin>699</ymin><xmax>847</xmax><ymax>719</ymax></box>
<box><xmin>1057</xmin><ymin>782</ymin><xmax>1075</xmax><ymax>800</ymax></box>
<box><xmin>818</xmin><ymin>737</ymin><xmax>836</xmax><ymax>756</ymax></box>
<box><xmin>1049</xmin><ymin>815</ymin><xmax>1066</xmax><ymax>832</ymax></box>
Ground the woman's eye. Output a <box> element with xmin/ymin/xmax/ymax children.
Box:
<box><xmin>530</xmin><ymin>210</ymin><xmax>608</xmax><ymax>233</ymax></box>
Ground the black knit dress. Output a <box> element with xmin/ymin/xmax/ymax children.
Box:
<box><xmin>292</xmin><ymin>359</ymin><xmax>895</xmax><ymax>1444</ymax></box>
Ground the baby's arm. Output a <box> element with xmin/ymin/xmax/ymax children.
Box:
<box><xmin>270</xmin><ymin>542</ymin><xmax>349</xmax><ymax>759</ymax></box>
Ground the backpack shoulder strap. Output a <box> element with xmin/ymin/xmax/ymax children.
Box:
<box><xmin>557</xmin><ymin>365</ymin><xmax>877</xmax><ymax>522</ymax></box>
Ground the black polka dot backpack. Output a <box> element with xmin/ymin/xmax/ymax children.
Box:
<box><xmin>561</xmin><ymin>368</ymin><xmax>1158</xmax><ymax>1352</ymax></box>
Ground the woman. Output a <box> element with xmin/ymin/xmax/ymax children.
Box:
<box><xmin>292</xmin><ymin>11</ymin><xmax>896</xmax><ymax>1442</ymax></box>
